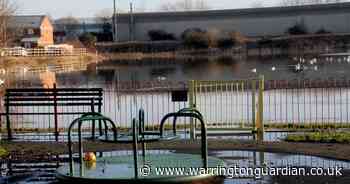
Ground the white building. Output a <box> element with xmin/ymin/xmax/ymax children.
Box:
<box><xmin>115</xmin><ymin>2</ymin><xmax>350</xmax><ymax>42</ymax></box>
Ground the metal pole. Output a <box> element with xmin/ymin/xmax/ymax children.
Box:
<box><xmin>129</xmin><ymin>2</ymin><xmax>134</xmax><ymax>41</ymax></box>
<box><xmin>189</xmin><ymin>80</ymin><xmax>196</xmax><ymax>140</ymax></box>
<box><xmin>112</xmin><ymin>0</ymin><xmax>117</xmax><ymax>42</ymax></box>
<box><xmin>251</xmin><ymin>79</ymin><xmax>256</xmax><ymax>140</ymax></box>
<box><xmin>257</xmin><ymin>75</ymin><xmax>264</xmax><ymax>143</ymax></box>
<box><xmin>53</xmin><ymin>83</ymin><xmax>59</xmax><ymax>142</ymax></box>
<box><xmin>98</xmin><ymin>90</ymin><xmax>103</xmax><ymax>136</ymax></box>
<box><xmin>132</xmin><ymin>118</ymin><xmax>139</xmax><ymax>178</ymax></box>
<box><xmin>5</xmin><ymin>92</ymin><xmax>12</xmax><ymax>140</ymax></box>
<box><xmin>91</xmin><ymin>99</ymin><xmax>96</xmax><ymax>139</ymax></box>
<box><xmin>78</xmin><ymin>120</ymin><xmax>84</xmax><ymax>177</ymax></box>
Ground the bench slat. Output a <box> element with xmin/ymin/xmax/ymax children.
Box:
<box><xmin>6</xmin><ymin>88</ymin><xmax>102</xmax><ymax>92</ymax></box>
<box><xmin>5</xmin><ymin>102</ymin><xmax>103</xmax><ymax>106</ymax></box>
<box><xmin>0</xmin><ymin>112</ymin><xmax>97</xmax><ymax>115</ymax></box>
<box><xmin>6</xmin><ymin>93</ymin><xmax>103</xmax><ymax>97</ymax></box>
<box><xmin>6</xmin><ymin>97</ymin><xmax>103</xmax><ymax>102</ymax></box>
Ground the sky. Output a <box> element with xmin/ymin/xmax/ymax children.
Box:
<box><xmin>15</xmin><ymin>0</ymin><xmax>281</xmax><ymax>19</ymax></box>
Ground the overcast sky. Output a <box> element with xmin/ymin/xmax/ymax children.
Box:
<box><xmin>15</xmin><ymin>0</ymin><xmax>283</xmax><ymax>19</ymax></box>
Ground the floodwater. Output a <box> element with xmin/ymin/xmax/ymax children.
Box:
<box><xmin>4</xmin><ymin>56</ymin><xmax>350</xmax><ymax>140</ymax></box>
<box><xmin>6</xmin><ymin>56</ymin><xmax>350</xmax><ymax>85</ymax></box>
<box><xmin>1</xmin><ymin>150</ymin><xmax>350</xmax><ymax>184</ymax></box>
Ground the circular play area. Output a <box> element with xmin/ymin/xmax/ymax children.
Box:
<box><xmin>56</xmin><ymin>153</ymin><xmax>225</xmax><ymax>184</ymax></box>
<box><xmin>55</xmin><ymin>108</ymin><xmax>226</xmax><ymax>184</ymax></box>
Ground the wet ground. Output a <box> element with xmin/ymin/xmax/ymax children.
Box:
<box><xmin>2</xmin><ymin>139</ymin><xmax>350</xmax><ymax>162</ymax></box>
<box><xmin>1</xmin><ymin>148</ymin><xmax>350</xmax><ymax>184</ymax></box>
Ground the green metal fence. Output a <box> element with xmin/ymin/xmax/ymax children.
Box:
<box><xmin>188</xmin><ymin>76</ymin><xmax>265</xmax><ymax>141</ymax></box>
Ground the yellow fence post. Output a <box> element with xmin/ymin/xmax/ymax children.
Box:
<box><xmin>251</xmin><ymin>79</ymin><xmax>256</xmax><ymax>133</ymax></box>
<box><xmin>188</xmin><ymin>80</ymin><xmax>196</xmax><ymax>140</ymax></box>
<box><xmin>256</xmin><ymin>75</ymin><xmax>265</xmax><ymax>143</ymax></box>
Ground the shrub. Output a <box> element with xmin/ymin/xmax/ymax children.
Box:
<box><xmin>79</xmin><ymin>33</ymin><xmax>97</xmax><ymax>48</ymax></box>
<box><xmin>315</xmin><ymin>28</ymin><xmax>331</xmax><ymax>34</ymax></box>
<box><xmin>148</xmin><ymin>30</ymin><xmax>176</xmax><ymax>41</ymax></box>
<box><xmin>181</xmin><ymin>28</ymin><xmax>210</xmax><ymax>49</ymax></box>
<box><xmin>0</xmin><ymin>147</ymin><xmax>8</xmax><ymax>158</ymax></box>
<box><xmin>181</xmin><ymin>28</ymin><xmax>205</xmax><ymax>40</ymax></box>
<box><xmin>287</xmin><ymin>23</ymin><xmax>308</xmax><ymax>35</ymax></box>
<box><xmin>184</xmin><ymin>32</ymin><xmax>210</xmax><ymax>49</ymax></box>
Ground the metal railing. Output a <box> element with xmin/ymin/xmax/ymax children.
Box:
<box><xmin>188</xmin><ymin>76</ymin><xmax>265</xmax><ymax>141</ymax></box>
<box><xmin>1</xmin><ymin>78</ymin><xmax>350</xmax><ymax>141</ymax></box>
<box><xmin>1</xmin><ymin>48</ymin><xmax>87</xmax><ymax>57</ymax></box>
<box><xmin>0</xmin><ymin>82</ymin><xmax>189</xmax><ymax>141</ymax></box>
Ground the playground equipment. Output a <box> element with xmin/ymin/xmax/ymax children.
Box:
<box><xmin>98</xmin><ymin>108</ymin><xmax>181</xmax><ymax>143</ymax></box>
<box><xmin>56</xmin><ymin>109</ymin><xmax>225</xmax><ymax>184</ymax></box>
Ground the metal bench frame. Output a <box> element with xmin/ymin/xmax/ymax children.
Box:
<box><xmin>3</xmin><ymin>84</ymin><xmax>103</xmax><ymax>141</ymax></box>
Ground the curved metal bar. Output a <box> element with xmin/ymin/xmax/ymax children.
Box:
<box><xmin>80</xmin><ymin>112</ymin><xmax>105</xmax><ymax>117</ymax></box>
<box><xmin>177</xmin><ymin>108</ymin><xmax>204</xmax><ymax>118</ymax></box>
<box><xmin>80</xmin><ymin>112</ymin><xmax>111</xmax><ymax>139</ymax></box>
<box><xmin>81</xmin><ymin>115</ymin><xmax>118</xmax><ymax>142</ymax></box>
<box><xmin>78</xmin><ymin>120</ymin><xmax>84</xmax><ymax>177</ymax></box>
<box><xmin>68</xmin><ymin>118</ymin><xmax>81</xmax><ymax>176</ymax></box>
<box><xmin>160</xmin><ymin>112</ymin><xmax>208</xmax><ymax>168</ymax></box>
<box><xmin>171</xmin><ymin>108</ymin><xmax>203</xmax><ymax>136</ymax></box>
<box><xmin>67</xmin><ymin>114</ymin><xmax>119</xmax><ymax>176</ymax></box>
<box><xmin>138</xmin><ymin>109</ymin><xmax>146</xmax><ymax>158</ymax></box>
<box><xmin>81</xmin><ymin>112</ymin><xmax>109</xmax><ymax>137</ymax></box>
<box><xmin>132</xmin><ymin>118</ymin><xmax>139</xmax><ymax>178</ymax></box>
<box><xmin>79</xmin><ymin>115</ymin><xmax>119</xmax><ymax>141</ymax></box>
<box><xmin>138</xmin><ymin>109</ymin><xmax>145</xmax><ymax>135</ymax></box>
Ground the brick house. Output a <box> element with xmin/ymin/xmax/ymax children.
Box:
<box><xmin>8</xmin><ymin>15</ymin><xmax>54</xmax><ymax>48</ymax></box>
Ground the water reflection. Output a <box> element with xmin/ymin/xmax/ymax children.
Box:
<box><xmin>95</xmin><ymin>56</ymin><xmax>350</xmax><ymax>83</ymax></box>
<box><xmin>2</xmin><ymin>56</ymin><xmax>350</xmax><ymax>89</ymax></box>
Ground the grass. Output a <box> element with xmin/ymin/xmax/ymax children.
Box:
<box><xmin>285</xmin><ymin>131</ymin><xmax>350</xmax><ymax>143</ymax></box>
<box><xmin>265</xmin><ymin>123</ymin><xmax>350</xmax><ymax>130</ymax></box>
<box><xmin>0</xmin><ymin>145</ymin><xmax>8</xmax><ymax>158</ymax></box>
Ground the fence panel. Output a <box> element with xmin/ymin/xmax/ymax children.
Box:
<box><xmin>189</xmin><ymin>78</ymin><xmax>264</xmax><ymax>128</ymax></box>
<box><xmin>1</xmin><ymin>48</ymin><xmax>87</xmax><ymax>57</ymax></box>
<box><xmin>263</xmin><ymin>78</ymin><xmax>350</xmax><ymax>129</ymax></box>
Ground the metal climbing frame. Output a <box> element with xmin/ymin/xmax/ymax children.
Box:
<box><xmin>188</xmin><ymin>76</ymin><xmax>265</xmax><ymax>142</ymax></box>
<box><xmin>66</xmin><ymin>109</ymin><xmax>209</xmax><ymax>179</ymax></box>
<box><xmin>159</xmin><ymin>111</ymin><xmax>208</xmax><ymax>168</ymax></box>
<box><xmin>67</xmin><ymin>112</ymin><xmax>118</xmax><ymax>176</ymax></box>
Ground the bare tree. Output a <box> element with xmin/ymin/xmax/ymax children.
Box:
<box><xmin>279</xmin><ymin>0</ymin><xmax>346</xmax><ymax>6</ymax></box>
<box><xmin>0</xmin><ymin>0</ymin><xmax>16</xmax><ymax>47</ymax></box>
<box><xmin>160</xmin><ymin>0</ymin><xmax>210</xmax><ymax>11</ymax></box>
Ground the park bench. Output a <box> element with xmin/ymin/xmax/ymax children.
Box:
<box><xmin>3</xmin><ymin>85</ymin><xmax>103</xmax><ymax>141</ymax></box>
